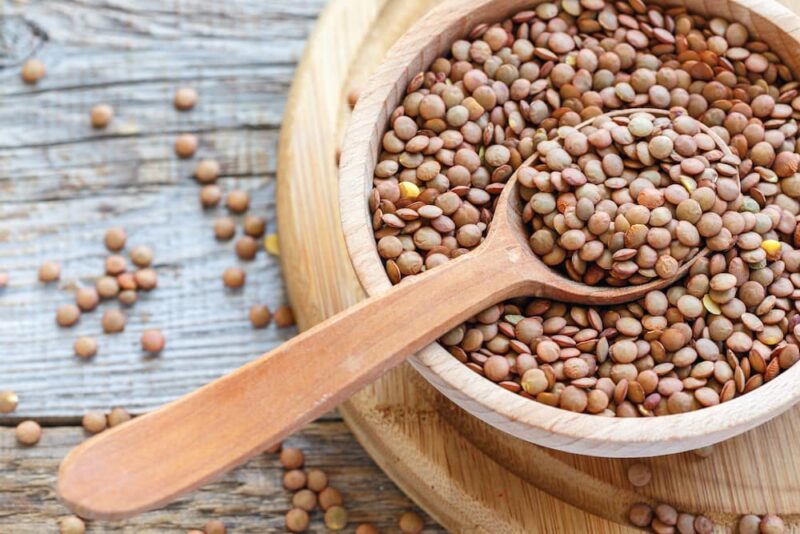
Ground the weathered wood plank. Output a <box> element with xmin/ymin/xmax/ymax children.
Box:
<box><xmin>0</xmin><ymin>422</ymin><xmax>443</xmax><ymax>532</ymax></box>
<box><xmin>0</xmin><ymin>0</ymin><xmax>329</xmax><ymax>418</ymax></box>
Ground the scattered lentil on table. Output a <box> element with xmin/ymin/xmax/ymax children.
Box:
<box><xmin>174</xmin><ymin>86</ymin><xmax>199</xmax><ymax>111</ymax></box>
<box><xmin>0</xmin><ymin>390</ymin><xmax>19</xmax><ymax>414</ymax></box>
<box><xmin>90</xmin><ymin>104</ymin><xmax>114</xmax><ymax>129</ymax></box>
<box><xmin>21</xmin><ymin>58</ymin><xmax>45</xmax><ymax>84</ymax></box>
<box><xmin>16</xmin><ymin>420</ymin><xmax>42</xmax><ymax>446</ymax></box>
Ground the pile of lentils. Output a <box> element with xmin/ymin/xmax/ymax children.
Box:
<box><xmin>525</xmin><ymin>111</ymin><xmax>742</xmax><ymax>285</ymax></box>
<box><xmin>368</xmin><ymin>0</ymin><xmax>800</xmax><ymax>417</ymax></box>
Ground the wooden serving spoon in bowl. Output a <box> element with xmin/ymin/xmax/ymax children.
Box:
<box><xmin>57</xmin><ymin>108</ymin><xmax>728</xmax><ymax>519</ymax></box>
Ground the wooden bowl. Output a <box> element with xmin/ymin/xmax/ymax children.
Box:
<box><xmin>340</xmin><ymin>0</ymin><xmax>800</xmax><ymax>457</ymax></box>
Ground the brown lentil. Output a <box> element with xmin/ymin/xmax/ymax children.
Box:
<box><xmin>283</xmin><ymin>469</ymin><xmax>307</xmax><ymax>491</ymax></box>
<box><xmin>141</xmin><ymin>329</ymin><xmax>165</xmax><ymax>354</ymax></box>
<box><xmin>56</xmin><ymin>304</ymin><xmax>81</xmax><ymax>327</ymax></box>
<box><xmin>292</xmin><ymin>489</ymin><xmax>317</xmax><ymax>512</ymax></box>
<box><xmin>130</xmin><ymin>245</ymin><xmax>154</xmax><ymax>268</ymax></box>
<box><xmin>38</xmin><ymin>261</ymin><xmax>61</xmax><ymax>282</ymax></box>
<box><xmin>0</xmin><ymin>271</ymin><xmax>8</xmax><ymax>288</ymax></box>
<box><xmin>306</xmin><ymin>469</ymin><xmax>328</xmax><ymax>492</ymax></box>
<box><xmin>318</xmin><ymin>487</ymin><xmax>343</xmax><ymax>511</ymax></box>
<box><xmin>243</xmin><ymin>215</ymin><xmax>267</xmax><ymax>238</ymax></box>
<box><xmin>285</xmin><ymin>508</ymin><xmax>310</xmax><ymax>533</ymax></box>
<box><xmin>275</xmin><ymin>305</ymin><xmax>295</xmax><ymax>328</ymax></box>
<box><xmin>226</xmin><ymin>190</ymin><xmax>250</xmax><ymax>213</ymax></box>
<box><xmin>399</xmin><ymin>511</ymin><xmax>424</xmax><ymax>534</ymax></box>
<box><xmin>90</xmin><ymin>104</ymin><xmax>114</xmax><ymax>128</ymax></box>
<box><xmin>21</xmin><ymin>59</ymin><xmax>45</xmax><ymax>84</ymax></box>
<box><xmin>0</xmin><ymin>391</ymin><xmax>19</xmax><ymax>414</ymax></box>
<box><xmin>75</xmin><ymin>287</ymin><xmax>100</xmax><ymax>311</ymax></box>
<box><xmin>74</xmin><ymin>336</ymin><xmax>98</xmax><ymax>359</ymax></box>
<box><xmin>214</xmin><ymin>217</ymin><xmax>236</xmax><ymax>240</ymax></box>
<box><xmin>355</xmin><ymin>524</ymin><xmax>379</xmax><ymax>534</ymax></box>
<box><xmin>249</xmin><ymin>304</ymin><xmax>272</xmax><ymax>328</ymax></box>
<box><xmin>175</xmin><ymin>133</ymin><xmax>198</xmax><ymax>158</ymax></box>
<box><xmin>16</xmin><ymin>420</ymin><xmax>42</xmax><ymax>445</ymax></box>
<box><xmin>235</xmin><ymin>236</ymin><xmax>258</xmax><ymax>260</ymax></box>
<box><xmin>200</xmin><ymin>185</ymin><xmax>222</xmax><ymax>208</ymax></box>
<box><xmin>195</xmin><ymin>159</ymin><xmax>220</xmax><ymax>183</ymax></box>
<box><xmin>96</xmin><ymin>276</ymin><xmax>120</xmax><ymax>298</ymax></box>
<box><xmin>104</xmin><ymin>227</ymin><xmax>127</xmax><ymax>251</ymax></box>
<box><xmin>134</xmin><ymin>268</ymin><xmax>158</xmax><ymax>290</ymax></box>
<box><xmin>204</xmin><ymin>519</ymin><xmax>226</xmax><ymax>534</ymax></box>
<box><xmin>324</xmin><ymin>506</ymin><xmax>348</xmax><ymax>531</ymax></box>
<box><xmin>174</xmin><ymin>87</ymin><xmax>198</xmax><ymax>110</ymax></box>
<box><xmin>59</xmin><ymin>515</ymin><xmax>86</xmax><ymax>534</ymax></box>
<box><xmin>108</xmin><ymin>407</ymin><xmax>131</xmax><ymax>427</ymax></box>
<box><xmin>222</xmin><ymin>267</ymin><xmax>246</xmax><ymax>289</ymax></box>
<box><xmin>82</xmin><ymin>411</ymin><xmax>107</xmax><ymax>434</ymax></box>
<box><xmin>280</xmin><ymin>447</ymin><xmax>304</xmax><ymax>469</ymax></box>
<box><xmin>372</xmin><ymin>2</ymin><xmax>800</xmax><ymax>417</ymax></box>
<box><xmin>102</xmin><ymin>309</ymin><xmax>126</xmax><ymax>333</ymax></box>
<box><xmin>105</xmin><ymin>255</ymin><xmax>127</xmax><ymax>275</ymax></box>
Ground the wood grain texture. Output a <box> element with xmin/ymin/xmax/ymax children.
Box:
<box><xmin>0</xmin><ymin>0</ymin><xmax>325</xmax><ymax>419</ymax></box>
<box><xmin>1</xmin><ymin>422</ymin><xmax>443</xmax><ymax>533</ymax></box>
<box><xmin>280</xmin><ymin>0</ymin><xmax>800</xmax><ymax>531</ymax></box>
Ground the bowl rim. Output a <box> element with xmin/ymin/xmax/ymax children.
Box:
<box><xmin>338</xmin><ymin>0</ymin><xmax>800</xmax><ymax>456</ymax></box>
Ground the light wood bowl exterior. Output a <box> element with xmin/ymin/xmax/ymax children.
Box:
<box><xmin>339</xmin><ymin>0</ymin><xmax>800</xmax><ymax>457</ymax></box>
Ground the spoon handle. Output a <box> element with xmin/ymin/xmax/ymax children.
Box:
<box><xmin>58</xmin><ymin>243</ymin><xmax>524</xmax><ymax>520</ymax></box>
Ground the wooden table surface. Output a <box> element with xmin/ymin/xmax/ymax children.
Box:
<box><xmin>0</xmin><ymin>0</ymin><xmax>442</xmax><ymax>531</ymax></box>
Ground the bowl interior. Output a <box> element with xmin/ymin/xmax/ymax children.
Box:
<box><xmin>339</xmin><ymin>0</ymin><xmax>800</xmax><ymax>457</ymax></box>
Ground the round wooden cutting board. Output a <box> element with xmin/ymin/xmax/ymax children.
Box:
<box><xmin>277</xmin><ymin>0</ymin><xmax>800</xmax><ymax>531</ymax></box>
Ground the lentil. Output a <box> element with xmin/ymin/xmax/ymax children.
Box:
<box><xmin>82</xmin><ymin>411</ymin><xmax>107</xmax><ymax>434</ymax></box>
<box><xmin>102</xmin><ymin>309</ymin><xmax>126</xmax><ymax>333</ymax></box>
<box><xmin>38</xmin><ymin>261</ymin><xmax>61</xmax><ymax>282</ymax></box>
<box><xmin>195</xmin><ymin>159</ymin><xmax>220</xmax><ymax>183</ymax></box>
<box><xmin>372</xmin><ymin>1</ymin><xmax>800</xmax><ymax>417</ymax></box>
<box><xmin>285</xmin><ymin>508</ymin><xmax>309</xmax><ymax>533</ymax></box>
<box><xmin>130</xmin><ymin>245</ymin><xmax>154</xmax><ymax>268</ymax></box>
<box><xmin>292</xmin><ymin>489</ymin><xmax>317</xmax><ymax>512</ymax></box>
<box><xmin>275</xmin><ymin>305</ymin><xmax>295</xmax><ymax>328</ymax></box>
<box><xmin>175</xmin><ymin>133</ymin><xmax>198</xmax><ymax>158</ymax></box>
<box><xmin>141</xmin><ymin>329</ymin><xmax>165</xmax><ymax>354</ymax></box>
<box><xmin>107</xmin><ymin>407</ymin><xmax>131</xmax><ymax>427</ymax></box>
<box><xmin>16</xmin><ymin>420</ymin><xmax>42</xmax><ymax>445</ymax></box>
<box><xmin>235</xmin><ymin>236</ymin><xmax>258</xmax><ymax>260</ymax></box>
<box><xmin>280</xmin><ymin>447</ymin><xmax>304</xmax><ymax>469</ymax></box>
<box><xmin>74</xmin><ymin>336</ymin><xmax>98</xmax><ymax>359</ymax></box>
<box><xmin>59</xmin><ymin>516</ymin><xmax>86</xmax><ymax>534</ymax></box>
<box><xmin>226</xmin><ymin>190</ymin><xmax>250</xmax><ymax>213</ymax></box>
<box><xmin>399</xmin><ymin>511</ymin><xmax>424</xmax><ymax>534</ymax></box>
<box><xmin>243</xmin><ymin>215</ymin><xmax>267</xmax><ymax>238</ymax></box>
<box><xmin>90</xmin><ymin>104</ymin><xmax>114</xmax><ymax>128</ymax></box>
<box><xmin>174</xmin><ymin>87</ymin><xmax>198</xmax><ymax>110</ymax></box>
<box><xmin>325</xmin><ymin>506</ymin><xmax>348</xmax><ymax>531</ymax></box>
<box><xmin>56</xmin><ymin>304</ymin><xmax>81</xmax><ymax>327</ymax></box>
<box><xmin>21</xmin><ymin>59</ymin><xmax>45</xmax><ymax>84</ymax></box>
<box><xmin>0</xmin><ymin>391</ymin><xmax>19</xmax><ymax>414</ymax></box>
<box><xmin>204</xmin><ymin>519</ymin><xmax>226</xmax><ymax>534</ymax></box>
<box><xmin>222</xmin><ymin>267</ymin><xmax>246</xmax><ymax>289</ymax></box>
<box><xmin>214</xmin><ymin>217</ymin><xmax>236</xmax><ymax>240</ymax></box>
<box><xmin>249</xmin><ymin>304</ymin><xmax>272</xmax><ymax>328</ymax></box>
<box><xmin>318</xmin><ymin>487</ymin><xmax>343</xmax><ymax>511</ymax></box>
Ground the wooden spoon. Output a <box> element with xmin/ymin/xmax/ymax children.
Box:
<box><xmin>57</xmin><ymin>109</ymin><xmax>726</xmax><ymax>519</ymax></box>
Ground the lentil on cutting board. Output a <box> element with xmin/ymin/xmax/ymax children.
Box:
<box><xmin>107</xmin><ymin>407</ymin><xmax>131</xmax><ymax>427</ymax></box>
<box><xmin>195</xmin><ymin>159</ymin><xmax>220</xmax><ymax>183</ymax></box>
<box><xmin>222</xmin><ymin>267</ymin><xmax>246</xmax><ymax>288</ymax></box>
<box><xmin>102</xmin><ymin>309</ymin><xmax>126</xmax><ymax>333</ymax></box>
<box><xmin>104</xmin><ymin>228</ymin><xmax>127</xmax><ymax>251</ymax></box>
<box><xmin>324</xmin><ymin>505</ymin><xmax>348</xmax><ymax>530</ymax></box>
<box><xmin>249</xmin><ymin>304</ymin><xmax>272</xmax><ymax>328</ymax></box>
<box><xmin>226</xmin><ymin>190</ymin><xmax>250</xmax><ymax>213</ymax></box>
<box><xmin>399</xmin><ymin>511</ymin><xmax>425</xmax><ymax>534</ymax></box>
<box><xmin>200</xmin><ymin>185</ymin><xmax>223</xmax><ymax>208</ymax></box>
<box><xmin>368</xmin><ymin>0</ymin><xmax>800</xmax><ymax>419</ymax></box>
<box><xmin>214</xmin><ymin>217</ymin><xmax>236</xmax><ymax>240</ymax></box>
